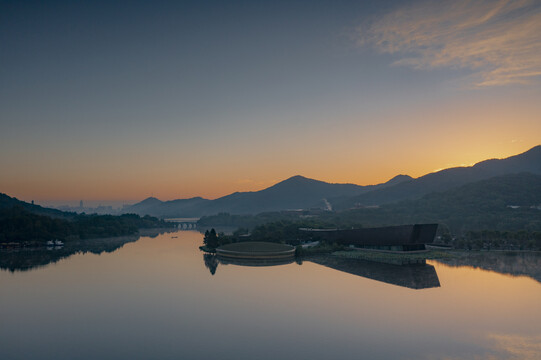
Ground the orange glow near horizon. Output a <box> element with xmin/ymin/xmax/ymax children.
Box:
<box><xmin>3</xmin><ymin>140</ymin><xmax>539</xmax><ymax>204</ymax></box>
<box><xmin>4</xmin><ymin>87</ymin><xmax>541</xmax><ymax>204</ymax></box>
<box><xmin>4</xmin><ymin>91</ymin><xmax>540</xmax><ymax>204</ymax></box>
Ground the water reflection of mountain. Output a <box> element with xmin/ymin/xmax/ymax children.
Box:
<box><xmin>434</xmin><ymin>251</ymin><xmax>541</xmax><ymax>284</ymax></box>
<box><xmin>309</xmin><ymin>256</ymin><xmax>441</xmax><ymax>290</ymax></box>
<box><xmin>0</xmin><ymin>229</ymin><xmax>166</xmax><ymax>272</ymax></box>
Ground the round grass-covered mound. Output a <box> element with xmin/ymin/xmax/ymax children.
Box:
<box><xmin>216</xmin><ymin>241</ymin><xmax>295</xmax><ymax>260</ymax></box>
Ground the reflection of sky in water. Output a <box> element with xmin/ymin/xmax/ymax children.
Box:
<box><xmin>1</xmin><ymin>231</ymin><xmax>540</xmax><ymax>359</ymax></box>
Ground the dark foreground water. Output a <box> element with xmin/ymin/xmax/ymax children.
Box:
<box><xmin>1</xmin><ymin>231</ymin><xmax>540</xmax><ymax>360</ymax></box>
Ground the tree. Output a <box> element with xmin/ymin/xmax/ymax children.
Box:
<box><xmin>203</xmin><ymin>228</ymin><xmax>219</xmax><ymax>248</ymax></box>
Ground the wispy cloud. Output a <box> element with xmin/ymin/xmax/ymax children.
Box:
<box><xmin>358</xmin><ymin>0</ymin><xmax>541</xmax><ymax>87</ymax></box>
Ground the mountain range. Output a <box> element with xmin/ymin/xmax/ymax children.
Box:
<box><xmin>334</xmin><ymin>172</ymin><xmax>541</xmax><ymax>232</ymax></box>
<box><xmin>122</xmin><ymin>174</ymin><xmax>414</xmax><ymax>218</ymax></box>
<box><xmin>122</xmin><ymin>145</ymin><xmax>541</xmax><ymax>218</ymax></box>
<box><xmin>333</xmin><ymin>145</ymin><xmax>541</xmax><ymax>209</ymax></box>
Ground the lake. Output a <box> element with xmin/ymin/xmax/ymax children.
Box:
<box><xmin>1</xmin><ymin>230</ymin><xmax>540</xmax><ymax>360</ymax></box>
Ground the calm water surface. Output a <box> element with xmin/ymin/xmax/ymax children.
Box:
<box><xmin>1</xmin><ymin>231</ymin><xmax>540</xmax><ymax>360</ymax></box>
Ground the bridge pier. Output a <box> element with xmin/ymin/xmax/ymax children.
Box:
<box><xmin>170</xmin><ymin>221</ymin><xmax>198</xmax><ymax>230</ymax></box>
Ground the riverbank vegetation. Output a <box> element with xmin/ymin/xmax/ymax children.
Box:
<box><xmin>199</xmin><ymin>218</ymin><xmax>541</xmax><ymax>252</ymax></box>
<box><xmin>0</xmin><ymin>206</ymin><xmax>174</xmax><ymax>244</ymax></box>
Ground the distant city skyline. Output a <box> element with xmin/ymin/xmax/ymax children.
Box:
<box><xmin>2</xmin><ymin>0</ymin><xmax>540</xmax><ymax>203</ymax></box>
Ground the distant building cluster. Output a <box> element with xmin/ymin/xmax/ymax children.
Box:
<box><xmin>54</xmin><ymin>200</ymin><xmax>118</xmax><ymax>215</ymax></box>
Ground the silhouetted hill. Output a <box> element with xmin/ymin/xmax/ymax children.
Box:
<box><xmin>473</xmin><ymin>145</ymin><xmax>541</xmax><ymax>174</ymax></box>
<box><xmin>135</xmin><ymin>197</ymin><xmax>162</xmax><ymax>207</ymax></box>
<box><xmin>122</xmin><ymin>196</ymin><xmax>210</xmax><ymax>218</ymax></box>
<box><xmin>384</xmin><ymin>174</ymin><xmax>413</xmax><ymax>187</ymax></box>
<box><xmin>204</xmin><ymin>175</ymin><xmax>365</xmax><ymax>214</ymax></box>
<box><xmin>0</xmin><ymin>193</ymin><xmax>173</xmax><ymax>243</ymax></box>
<box><xmin>334</xmin><ymin>172</ymin><xmax>541</xmax><ymax>233</ymax></box>
<box><xmin>120</xmin><ymin>146</ymin><xmax>541</xmax><ymax>217</ymax></box>
<box><xmin>333</xmin><ymin>145</ymin><xmax>541</xmax><ymax>208</ymax></box>
<box><xmin>200</xmin><ymin>173</ymin><xmax>541</xmax><ymax>235</ymax></box>
<box><xmin>124</xmin><ymin>175</ymin><xmax>412</xmax><ymax>217</ymax></box>
<box><xmin>0</xmin><ymin>193</ymin><xmax>71</xmax><ymax>218</ymax></box>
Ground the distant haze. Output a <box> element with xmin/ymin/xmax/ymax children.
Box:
<box><xmin>1</xmin><ymin>0</ymin><xmax>540</xmax><ymax>203</ymax></box>
<box><xmin>38</xmin><ymin>200</ymin><xmax>132</xmax><ymax>209</ymax></box>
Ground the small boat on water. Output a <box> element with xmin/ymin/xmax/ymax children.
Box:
<box><xmin>47</xmin><ymin>240</ymin><xmax>64</xmax><ymax>247</ymax></box>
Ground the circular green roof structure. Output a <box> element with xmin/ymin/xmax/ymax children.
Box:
<box><xmin>216</xmin><ymin>242</ymin><xmax>295</xmax><ymax>260</ymax></box>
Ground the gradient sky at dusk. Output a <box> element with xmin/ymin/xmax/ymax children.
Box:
<box><xmin>1</xmin><ymin>0</ymin><xmax>540</xmax><ymax>205</ymax></box>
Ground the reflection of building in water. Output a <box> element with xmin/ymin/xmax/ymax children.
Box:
<box><xmin>218</xmin><ymin>256</ymin><xmax>295</xmax><ymax>267</ymax></box>
<box><xmin>201</xmin><ymin>251</ymin><xmax>439</xmax><ymax>289</ymax></box>
<box><xmin>309</xmin><ymin>256</ymin><xmax>441</xmax><ymax>290</ymax></box>
<box><xmin>202</xmin><ymin>253</ymin><xmax>296</xmax><ymax>275</ymax></box>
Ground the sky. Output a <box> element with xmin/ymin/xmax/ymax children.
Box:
<box><xmin>1</xmin><ymin>0</ymin><xmax>540</xmax><ymax>205</ymax></box>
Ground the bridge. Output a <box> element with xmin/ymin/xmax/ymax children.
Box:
<box><xmin>165</xmin><ymin>218</ymin><xmax>199</xmax><ymax>230</ymax></box>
